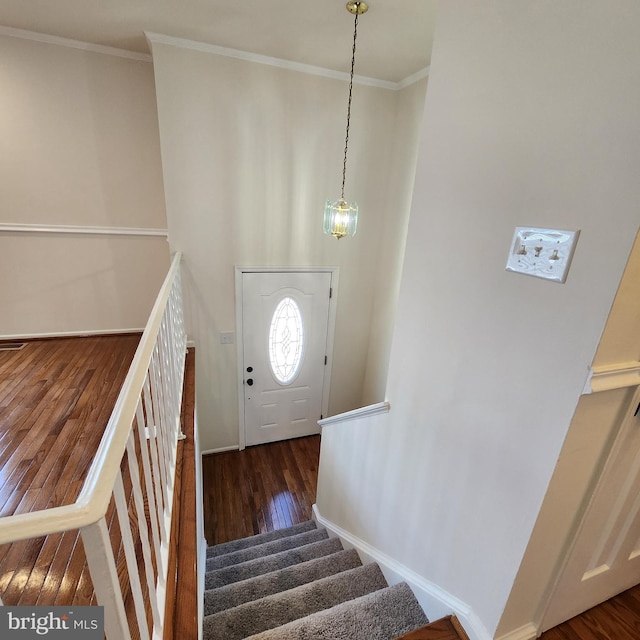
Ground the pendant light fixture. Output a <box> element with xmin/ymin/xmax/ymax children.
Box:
<box><xmin>323</xmin><ymin>1</ymin><xmax>369</xmax><ymax>239</ymax></box>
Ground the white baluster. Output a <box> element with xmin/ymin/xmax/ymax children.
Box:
<box><xmin>125</xmin><ymin>432</ymin><xmax>162</xmax><ymax>633</ymax></box>
<box><xmin>113</xmin><ymin>469</ymin><xmax>150</xmax><ymax>640</ymax></box>
<box><xmin>81</xmin><ymin>518</ymin><xmax>132</xmax><ymax>640</ymax></box>
<box><xmin>135</xmin><ymin>397</ymin><xmax>163</xmax><ymax>578</ymax></box>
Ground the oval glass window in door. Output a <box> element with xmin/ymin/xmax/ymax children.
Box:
<box><xmin>269</xmin><ymin>297</ymin><xmax>305</xmax><ymax>384</ymax></box>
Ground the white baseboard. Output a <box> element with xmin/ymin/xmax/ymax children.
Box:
<box><xmin>0</xmin><ymin>328</ymin><xmax>144</xmax><ymax>340</ymax></box>
<box><xmin>201</xmin><ymin>445</ymin><xmax>240</xmax><ymax>455</ymax></box>
<box><xmin>495</xmin><ymin>623</ymin><xmax>538</xmax><ymax>640</ymax></box>
<box><xmin>312</xmin><ymin>504</ymin><xmax>492</xmax><ymax>640</ymax></box>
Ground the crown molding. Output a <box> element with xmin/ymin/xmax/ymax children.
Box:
<box><xmin>0</xmin><ymin>25</ymin><xmax>152</xmax><ymax>62</ymax></box>
<box><xmin>145</xmin><ymin>31</ymin><xmax>427</xmax><ymax>90</ymax></box>
<box><xmin>0</xmin><ymin>24</ymin><xmax>428</xmax><ymax>88</ymax></box>
<box><xmin>396</xmin><ymin>65</ymin><xmax>430</xmax><ymax>89</ymax></box>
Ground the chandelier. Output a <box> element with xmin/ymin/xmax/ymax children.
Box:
<box><xmin>323</xmin><ymin>1</ymin><xmax>369</xmax><ymax>239</ymax></box>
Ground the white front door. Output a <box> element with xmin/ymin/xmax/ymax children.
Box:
<box><xmin>542</xmin><ymin>385</ymin><xmax>640</xmax><ymax>630</ymax></box>
<box><xmin>240</xmin><ymin>271</ymin><xmax>332</xmax><ymax>447</ymax></box>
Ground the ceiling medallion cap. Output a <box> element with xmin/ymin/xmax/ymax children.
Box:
<box><xmin>346</xmin><ymin>1</ymin><xmax>369</xmax><ymax>15</ymax></box>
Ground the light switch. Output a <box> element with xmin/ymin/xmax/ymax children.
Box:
<box><xmin>220</xmin><ymin>332</ymin><xmax>235</xmax><ymax>344</ymax></box>
<box><xmin>506</xmin><ymin>227</ymin><xmax>579</xmax><ymax>283</ymax></box>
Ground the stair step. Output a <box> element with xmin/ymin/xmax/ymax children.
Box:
<box><xmin>202</xmin><ymin>521</ymin><xmax>429</xmax><ymax>640</ymax></box>
<box><xmin>207</xmin><ymin>521</ymin><xmax>317</xmax><ymax>558</ymax></box>
<box><xmin>204</xmin><ymin>548</ymin><xmax>362</xmax><ymax>616</ymax></box>
<box><xmin>243</xmin><ymin>582</ymin><xmax>429</xmax><ymax>640</ymax></box>
<box><xmin>206</xmin><ymin>528</ymin><xmax>328</xmax><ymax>571</ymax></box>
<box><xmin>204</xmin><ymin>536</ymin><xmax>344</xmax><ymax>590</ymax></box>
<box><xmin>203</xmin><ymin>563</ymin><xmax>388</xmax><ymax>640</ymax></box>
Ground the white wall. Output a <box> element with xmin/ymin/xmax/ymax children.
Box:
<box><xmin>361</xmin><ymin>78</ymin><xmax>427</xmax><ymax>405</ymax></box>
<box><xmin>316</xmin><ymin>2</ymin><xmax>640</xmax><ymax>637</ymax></box>
<box><xmin>495</xmin><ymin>228</ymin><xmax>640</xmax><ymax>637</ymax></box>
<box><xmin>592</xmin><ymin>231</ymin><xmax>640</xmax><ymax>366</ymax></box>
<box><xmin>150</xmin><ymin>41</ymin><xmax>425</xmax><ymax>452</ymax></box>
<box><xmin>0</xmin><ymin>34</ymin><xmax>170</xmax><ymax>336</ymax></box>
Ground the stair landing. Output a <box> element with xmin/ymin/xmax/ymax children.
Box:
<box><xmin>397</xmin><ymin>615</ymin><xmax>470</xmax><ymax>640</ymax></box>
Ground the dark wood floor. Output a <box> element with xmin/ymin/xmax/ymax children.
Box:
<box><xmin>2</xmin><ymin>338</ymin><xmax>638</xmax><ymax>640</ymax></box>
<box><xmin>202</xmin><ymin>437</ymin><xmax>640</xmax><ymax>640</ymax></box>
<box><xmin>202</xmin><ymin>435</ymin><xmax>320</xmax><ymax>546</ymax></box>
<box><xmin>539</xmin><ymin>584</ymin><xmax>640</xmax><ymax>640</ymax></box>
<box><xmin>0</xmin><ymin>335</ymin><xmax>139</xmax><ymax>605</ymax></box>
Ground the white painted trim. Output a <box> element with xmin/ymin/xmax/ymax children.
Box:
<box><xmin>396</xmin><ymin>66</ymin><xmax>430</xmax><ymax>89</ymax></box>
<box><xmin>495</xmin><ymin>623</ymin><xmax>538</xmax><ymax>640</ymax></box>
<box><xmin>145</xmin><ymin>31</ymin><xmax>426</xmax><ymax>91</ymax></box>
<box><xmin>235</xmin><ymin>270</ymin><xmax>247</xmax><ymax>452</ymax></box>
<box><xmin>0</xmin><ymin>24</ymin><xmax>427</xmax><ymax>88</ymax></box>
<box><xmin>312</xmin><ymin>504</ymin><xmax>492</xmax><ymax>640</ymax></box>
<box><xmin>0</xmin><ymin>328</ymin><xmax>144</xmax><ymax>341</ymax></box>
<box><xmin>201</xmin><ymin>446</ymin><xmax>240</xmax><ymax>456</ymax></box>
<box><xmin>234</xmin><ymin>266</ymin><xmax>339</xmax><ymax>451</ymax></box>
<box><xmin>0</xmin><ymin>25</ymin><xmax>152</xmax><ymax>62</ymax></box>
<box><xmin>198</xmin><ymin>535</ymin><xmax>207</xmax><ymax>640</ymax></box>
<box><xmin>323</xmin><ymin>270</ymin><xmax>339</xmax><ymax>428</ymax></box>
<box><xmin>582</xmin><ymin>361</ymin><xmax>640</xmax><ymax>394</ymax></box>
<box><xmin>312</xmin><ymin>505</ymin><xmax>492</xmax><ymax>640</ymax></box>
<box><xmin>194</xmin><ymin>408</ymin><xmax>206</xmax><ymax>640</ymax></box>
<box><xmin>318</xmin><ymin>401</ymin><xmax>390</xmax><ymax>427</ymax></box>
<box><xmin>0</xmin><ymin>222</ymin><xmax>168</xmax><ymax>237</ymax></box>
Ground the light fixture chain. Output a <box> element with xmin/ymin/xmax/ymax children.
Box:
<box><xmin>341</xmin><ymin>9</ymin><xmax>359</xmax><ymax>200</ymax></box>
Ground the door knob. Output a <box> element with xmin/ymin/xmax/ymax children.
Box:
<box><xmin>246</xmin><ymin>378</ymin><xmax>253</xmax><ymax>386</ymax></box>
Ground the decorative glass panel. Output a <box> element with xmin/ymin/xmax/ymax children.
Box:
<box><xmin>269</xmin><ymin>297</ymin><xmax>304</xmax><ymax>384</ymax></box>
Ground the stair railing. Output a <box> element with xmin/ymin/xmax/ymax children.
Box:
<box><xmin>0</xmin><ymin>251</ymin><xmax>187</xmax><ymax>640</ymax></box>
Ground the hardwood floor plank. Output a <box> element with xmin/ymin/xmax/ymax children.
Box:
<box><xmin>0</xmin><ymin>330</ymin><xmax>192</xmax><ymax>638</ymax></box>
<box><xmin>397</xmin><ymin>616</ymin><xmax>462</xmax><ymax>639</ymax></box>
<box><xmin>0</xmin><ymin>335</ymin><xmax>139</xmax><ymax>607</ymax></box>
<box><xmin>202</xmin><ymin>435</ymin><xmax>321</xmax><ymax>545</ymax></box>
<box><xmin>581</xmin><ymin>594</ymin><xmax>640</xmax><ymax>639</ymax></box>
<box><xmin>539</xmin><ymin>583</ymin><xmax>640</xmax><ymax>640</ymax></box>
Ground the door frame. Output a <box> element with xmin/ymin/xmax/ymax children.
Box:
<box><xmin>234</xmin><ymin>266</ymin><xmax>339</xmax><ymax>450</ymax></box>
<box><xmin>539</xmin><ymin>383</ymin><xmax>640</xmax><ymax>632</ymax></box>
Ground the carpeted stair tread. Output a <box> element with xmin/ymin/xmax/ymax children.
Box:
<box><xmin>205</xmin><ymin>537</ymin><xmax>344</xmax><ymax>590</ymax></box>
<box><xmin>203</xmin><ymin>562</ymin><xmax>389</xmax><ymax>640</ymax></box>
<box><xmin>206</xmin><ymin>528</ymin><xmax>329</xmax><ymax>571</ymax></box>
<box><xmin>207</xmin><ymin>521</ymin><xmax>318</xmax><ymax>558</ymax></box>
<box><xmin>243</xmin><ymin>582</ymin><xmax>429</xmax><ymax>640</ymax></box>
<box><xmin>204</xmin><ymin>548</ymin><xmax>363</xmax><ymax>616</ymax></box>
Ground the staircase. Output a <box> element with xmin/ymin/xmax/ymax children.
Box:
<box><xmin>202</xmin><ymin>520</ymin><xmax>429</xmax><ymax>640</ymax></box>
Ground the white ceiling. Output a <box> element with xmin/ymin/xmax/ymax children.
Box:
<box><xmin>0</xmin><ymin>0</ymin><xmax>437</xmax><ymax>84</ymax></box>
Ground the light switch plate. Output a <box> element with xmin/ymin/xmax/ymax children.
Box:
<box><xmin>506</xmin><ymin>227</ymin><xmax>580</xmax><ymax>283</ymax></box>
